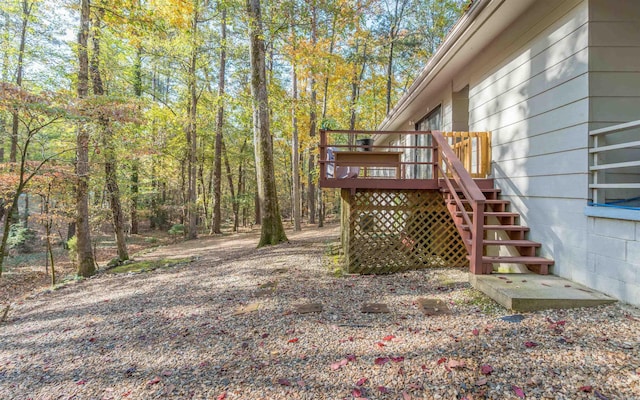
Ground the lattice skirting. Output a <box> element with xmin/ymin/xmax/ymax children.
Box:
<box><xmin>340</xmin><ymin>189</ymin><xmax>468</xmax><ymax>274</ymax></box>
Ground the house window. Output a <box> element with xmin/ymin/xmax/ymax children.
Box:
<box><xmin>413</xmin><ymin>105</ymin><xmax>441</xmax><ymax>179</ymax></box>
<box><xmin>586</xmin><ymin>119</ymin><xmax>640</xmax><ymax>221</ymax></box>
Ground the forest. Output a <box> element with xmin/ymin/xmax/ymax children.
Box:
<box><xmin>0</xmin><ymin>0</ymin><xmax>466</xmax><ymax>285</ymax></box>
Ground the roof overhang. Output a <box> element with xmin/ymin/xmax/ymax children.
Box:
<box><xmin>378</xmin><ymin>0</ymin><xmax>537</xmax><ymax>131</ymax></box>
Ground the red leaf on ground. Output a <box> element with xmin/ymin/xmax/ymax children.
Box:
<box><xmin>398</xmin><ymin>366</ymin><xmax>405</xmax><ymax>375</ymax></box>
<box><xmin>524</xmin><ymin>341</ymin><xmax>539</xmax><ymax>348</ymax></box>
<box><xmin>480</xmin><ymin>364</ymin><xmax>494</xmax><ymax>375</ymax></box>
<box><xmin>346</xmin><ymin>354</ymin><xmax>357</xmax><ymax>362</ymax></box>
<box><xmin>217</xmin><ymin>393</ymin><xmax>227</xmax><ymax>400</ymax></box>
<box><xmin>383</xmin><ymin>335</ymin><xmax>396</xmax><ymax>341</ymax></box>
<box><xmin>261</xmin><ymin>333</ymin><xmax>269</xmax><ymax>338</ymax></box>
<box><xmin>447</xmin><ymin>359</ymin><xmax>465</xmax><ymax>369</ymax></box>
<box><xmin>147</xmin><ymin>376</ymin><xmax>161</xmax><ymax>385</ymax></box>
<box><xmin>579</xmin><ymin>385</ymin><xmax>593</xmax><ymax>393</ymax></box>
<box><xmin>402</xmin><ymin>390</ymin><xmax>412</xmax><ymax>400</ymax></box>
<box><xmin>436</xmin><ymin>357</ymin><xmax>447</xmax><ymax>365</ymax></box>
<box><xmin>277</xmin><ymin>378</ymin><xmax>291</xmax><ymax>386</ymax></box>
<box><xmin>356</xmin><ymin>377</ymin><xmax>368</xmax><ymax>386</ymax></box>
<box><xmin>376</xmin><ymin>342</ymin><xmax>386</xmax><ymax>348</ymax></box>
<box><xmin>374</xmin><ymin>357</ymin><xmax>390</xmax><ymax>365</ymax></box>
<box><xmin>288</xmin><ymin>338</ymin><xmax>299</xmax><ymax>343</ymax></box>
<box><xmin>352</xmin><ymin>387</ymin><xmax>363</xmax><ymax>397</ymax></box>
<box><xmin>472</xmin><ymin>329</ymin><xmax>479</xmax><ymax>336</ymax></box>
<box><xmin>512</xmin><ymin>385</ymin><xmax>525</xmax><ymax>398</ymax></box>
<box><xmin>391</xmin><ymin>356</ymin><xmax>405</xmax><ymax>363</ymax></box>
<box><xmin>76</xmin><ymin>379</ymin><xmax>87</xmax><ymax>385</ymax></box>
<box><xmin>331</xmin><ymin>358</ymin><xmax>349</xmax><ymax>370</ymax></box>
<box><xmin>161</xmin><ymin>370</ymin><xmax>172</xmax><ymax>376</ymax></box>
<box><xmin>378</xmin><ymin>386</ymin><xmax>389</xmax><ymax>393</ymax></box>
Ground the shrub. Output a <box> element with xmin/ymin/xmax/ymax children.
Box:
<box><xmin>7</xmin><ymin>223</ymin><xmax>36</xmax><ymax>253</ymax></box>
<box><xmin>67</xmin><ymin>236</ymin><xmax>77</xmax><ymax>265</ymax></box>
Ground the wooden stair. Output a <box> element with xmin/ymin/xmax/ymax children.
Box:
<box><xmin>442</xmin><ymin>186</ymin><xmax>554</xmax><ymax>275</ymax></box>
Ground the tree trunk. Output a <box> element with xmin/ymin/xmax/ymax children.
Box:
<box><xmin>247</xmin><ymin>0</ymin><xmax>287</xmax><ymax>246</ymax></box>
<box><xmin>75</xmin><ymin>0</ymin><xmax>96</xmax><ymax>277</ymax></box>
<box><xmin>91</xmin><ymin>5</ymin><xmax>128</xmax><ymax>261</ymax></box>
<box><xmin>10</xmin><ymin>1</ymin><xmax>32</xmax><ymax>163</ymax></box>
<box><xmin>186</xmin><ymin>7</ymin><xmax>199</xmax><ymax>239</ymax></box>
<box><xmin>130</xmin><ymin>46</ymin><xmax>143</xmax><ymax>235</ymax></box>
<box><xmin>290</xmin><ymin>16</ymin><xmax>301</xmax><ymax>232</ymax></box>
<box><xmin>222</xmin><ymin>139</ymin><xmax>239</xmax><ymax>232</ymax></box>
<box><xmin>211</xmin><ymin>6</ymin><xmax>227</xmax><ymax>235</ymax></box>
<box><xmin>306</xmin><ymin>0</ymin><xmax>318</xmax><ymax>225</ymax></box>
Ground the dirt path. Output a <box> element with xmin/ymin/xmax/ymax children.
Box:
<box><xmin>0</xmin><ymin>224</ymin><xmax>638</xmax><ymax>399</ymax></box>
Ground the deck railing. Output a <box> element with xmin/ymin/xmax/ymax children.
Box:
<box><xmin>589</xmin><ymin>120</ymin><xmax>640</xmax><ymax>207</ymax></box>
<box><xmin>319</xmin><ymin>129</ymin><xmax>491</xmax><ymax>190</ymax></box>
<box><xmin>433</xmin><ymin>131</ymin><xmax>487</xmax><ymax>274</ymax></box>
<box><xmin>319</xmin><ymin>130</ymin><xmax>441</xmax><ymax>190</ymax></box>
<box><xmin>442</xmin><ymin>131</ymin><xmax>492</xmax><ymax>178</ymax></box>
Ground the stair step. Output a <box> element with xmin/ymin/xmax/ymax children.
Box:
<box><xmin>466</xmin><ymin>239</ymin><xmax>541</xmax><ymax>247</ymax></box>
<box><xmin>472</xmin><ymin>256</ymin><xmax>554</xmax><ymax>265</ymax></box>
<box><xmin>462</xmin><ymin>224</ymin><xmax>530</xmax><ymax>232</ymax></box>
<box><xmin>449</xmin><ymin>199</ymin><xmax>510</xmax><ymax>205</ymax></box>
<box><xmin>441</xmin><ymin>188</ymin><xmax>501</xmax><ymax>194</ymax></box>
<box><xmin>455</xmin><ymin>211</ymin><xmax>518</xmax><ymax>218</ymax></box>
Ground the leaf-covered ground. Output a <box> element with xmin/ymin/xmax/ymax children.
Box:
<box><xmin>0</xmin><ymin>224</ymin><xmax>638</xmax><ymax>399</ymax></box>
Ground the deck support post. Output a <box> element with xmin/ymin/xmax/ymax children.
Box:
<box><xmin>470</xmin><ymin>200</ymin><xmax>485</xmax><ymax>274</ymax></box>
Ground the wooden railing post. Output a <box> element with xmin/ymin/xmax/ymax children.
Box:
<box><xmin>319</xmin><ymin>129</ymin><xmax>327</xmax><ymax>181</ymax></box>
<box><xmin>432</xmin><ymin>131</ymin><xmax>487</xmax><ymax>275</ymax></box>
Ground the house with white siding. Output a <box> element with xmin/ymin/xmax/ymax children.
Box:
<box><xmin>371</xmin><ymin>0</ymin><xmax>640</xmax><ymax>306</ymax></box>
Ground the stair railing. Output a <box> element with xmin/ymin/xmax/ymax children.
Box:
<box><xmin>432</xmin><ymin>131</ymin><xmax>487</xmax><ymax>274</ymax></box>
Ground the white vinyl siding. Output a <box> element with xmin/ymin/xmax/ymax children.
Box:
<box><xmin>466</xmin><ymin>0</ymin><xmax>590</xmax><ymax>281</ymax></box>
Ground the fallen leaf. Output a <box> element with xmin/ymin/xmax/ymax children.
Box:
<box><xmin>76</xmin><ymin>379</ymin><xmax>87</xmax><ymax>385</ymax></box>
<box><xmin>383</xmin><ymin>335</ymin><xmax>396</xmax><ymax>341</ymax></box>
<box><xmin>512</xmin><ymin>385</ymin><xmax>525</xmax><ymax>398</ymax></box>
<box><xmin>356</xmin><ymin>377</ymin><xmax>368</xmax><ymax>386</ymax></box>
<box><xmin>331</xmin><ymin>358</ymin><xmax>349</xmax><ymax>370</ymax></box>
<box><xmin>376</xmin><ymin>342</ymin><xmax>386</xmax><ymax>348</ymax></box>
<box><xmin>402</xmin><ymin>390</ymin><xmax>412</xmax><ymax>400</ymax></box>
<box><xmin>217</xmin><ymin>393</ymin><xmax>227</xmax><ymax>400</ymax></box>
<box><xmin>147</xmin><ymin>376</ymin><xmax>161</xmax><ymax>385</ymax></box>
<box><xmin>352</xmin><ymin>388</ymin><xmax>363</xmax><ymax>397</ymax></box>
<box><xmin>447</xmin><ymin>359</ymin><xmax>465</xmax><ymax>369</ymax></box>
<box><xmin>288</xmin><ymin>338</ymin><xmax>299</xmax><ymax>343</ymax></box>
<box><xmin>378</xmin><ymin>386</ymin><xmax>389</xmax><ymax>393</ymax></box>
<box><xmin>277</xmin><ymin>378</ymin><xmax>291</xmax><ymax>386</ymax></box>
<box><xmin>437</xmin><ymin>357</ymin><xmax>447</xmax><ymax>365</ymax></box>
<box><xmin>374</xmin><ymin>357</ymin><xmax>390</xmax><ymax>365</ymax></box>
<box><xmin>475</xmin><ymin>377</ymin><xmax>488</xmax><ymax>386</ymax></box>
<box><xmin>391</xmin><ymin>356</ymin><xmax>405</xmax><ymax>363</ymax></box>
<box><xmin>161</xmin><ymin>370</ymin><xmax>172</xmax><ymax>376</ymax></box>
<box><xmin>524</xmin><ymin>341</ymin><xmax>539</xmax><ymax>348</ymax></box>
<box><xmin>472</xmin><ymin>329</ymin><xmax>479</xmax><ymax>336</ymax></box>
<box><xmin>578</xmin><ymin>386</ymin><xmax>593</xmax><ymax>393</ymax></box>
<box><xmin>480</xmin><ymin>364</ymin><xmax>494</xmax><ymax>375</ymax></box>
<box><xmin>346</xmin><ymin>354</ymin><xmax>357</xmax><ymax>362</ymax></box>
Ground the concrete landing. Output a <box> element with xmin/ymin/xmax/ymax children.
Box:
<box><xmin>470</xmin><ymin>274</ymin><xmax>616</xmax><ymax>312</ymax></box>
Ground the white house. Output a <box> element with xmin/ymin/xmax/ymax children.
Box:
<box><xmin>378</xmin><ymin>0</ymin><xmax>640</xmax><ymax>306</ymax></box>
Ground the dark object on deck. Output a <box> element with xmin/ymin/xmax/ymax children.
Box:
<box><xmin>356</xmin><ymin>138</ymin><xmax>373</xmax><ymax>151</ymax></box>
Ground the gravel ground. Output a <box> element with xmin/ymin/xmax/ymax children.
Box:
<box><xmin>1</xmin><ymin>224</ymin><xmax>639</xmax><ymax>400</ymax></box>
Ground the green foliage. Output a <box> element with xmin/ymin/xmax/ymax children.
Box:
<box><xmin>67</xmin><ymin>236</ymin><xmax>77</xmax><ymax>265</ymax></box>
<box><xmin>7</xmin><ymin>224</ymin><xmax>36</xmax><ymax>253</ymax></box>
<box><xmin>168</xmin><ymin>224</ymin><xmax>185</xmax><ymax>236</ymax></box>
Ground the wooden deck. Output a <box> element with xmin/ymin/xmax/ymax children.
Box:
<box><xmin>320</xmin><ymin>129</ymin><xmax>555</xmax><ymax>276</ymax></box>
